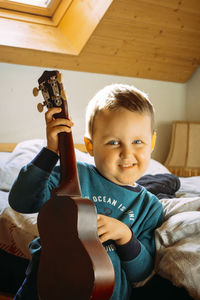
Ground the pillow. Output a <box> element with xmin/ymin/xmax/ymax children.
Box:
<box><xmin>75</xmin><ymin>148</ymin><xmax>94</xmax><ymax>165</ymax></box>
<box><xmin>0</xmin><ymin>139</ymin><xmax>46</xmax><ymax>191</ymax></box>
<box><xmin>144</xmin><ymin>159</ymin><xmax>171</xmax><ymax>175</ymax></box>
<box><xmin>0</xmin><ymin>152</ymin><xmax>11</xmax><ymax>164</ymax></box>
<box><xmin>0</xmin><ymin>139</ymin><xmax>94</xmax><ymax>191</ymax></box>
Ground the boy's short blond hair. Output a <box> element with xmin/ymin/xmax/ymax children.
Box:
<box><xmin>85</xmin><ymin>83</ymin><xmax>155</xmax><ymax>139</ymax></box>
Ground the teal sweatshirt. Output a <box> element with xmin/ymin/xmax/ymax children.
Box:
<box><xmin>9</xmin><ymin>148</ymin><xmax>163</xmax><ymax>300</ymax></box>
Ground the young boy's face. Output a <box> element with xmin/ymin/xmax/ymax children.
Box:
<box><xmin>90</xmin><ymin>108</ymin><xmax>153</xmax><ymax>186</ymax></box>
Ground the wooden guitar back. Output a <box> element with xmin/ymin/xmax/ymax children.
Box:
<box><xmin>37</xmin><ymin>191</ymin><xmax>114</xmax><ymax>300</ymax></box>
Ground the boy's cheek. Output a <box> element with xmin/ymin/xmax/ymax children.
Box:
<box><xmin>140</xmin><ymin>153</ymin><xmax>151</xmax><ymax>160</ymax></box>
<box><xmin>103</xmin><ymin>152</ymin><xmax>117</xmax><ymax>163</ymax></box>
<box><xmin>139</xmin><ymin>147</ymin><xmax>152</xmax><ymax>158</ymax></box>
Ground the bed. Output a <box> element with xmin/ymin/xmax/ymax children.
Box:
<box><xmin>0</xmin><ymin>139</ymin><xmax>199</xmax><ymax>300</ymax></box>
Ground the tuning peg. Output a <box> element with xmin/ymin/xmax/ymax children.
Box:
<box><xmin>33</xmin><ymin>87</ymin><xmax>39</xmax><ymax>97</ymax></box>
<box><xmin>37</xmin><ymin>103</ymin><xmax>44</xmax><ymax>112</ymax></box>
<box><xmin>61</xmin><ymin>89</ymin><xmax>67</xmax><ymax>100</ymax></box>
<box><xmin>57</xmin><ymin>73</ymin><xmax>62</xmax><ymax>83</ymax></box>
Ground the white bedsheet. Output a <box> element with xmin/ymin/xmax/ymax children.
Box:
<box><xmin>0</xmin><ymin>190</ymin><xmax>9</xmax><ymax>213</ymax></box>
<box><xmin>156</xmin><ymin>196</ymin><xmax>200</xmax><ymax>300</ymax></box>
<box><xmin>177</xmin><ymin>176</ymin><xmax>200</xmax><ymax>198</ymax></box>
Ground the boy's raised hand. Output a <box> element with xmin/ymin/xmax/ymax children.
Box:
<box><xmin>45</xmin><ymin>107</ymin><xmax>74</xmax><ymax>154</ymax></box>
<box><xmin>97</xmin><ymin>214</ymin><xmax>132</xmax><ymax>246</ymax></box>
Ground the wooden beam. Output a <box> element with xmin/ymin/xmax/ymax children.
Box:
<box><xmin>0</xmin><ymin>44</ymin><xmax>196</xmax><ymax>83</ymax></box>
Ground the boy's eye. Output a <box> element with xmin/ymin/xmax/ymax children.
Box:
<box><xmin>107</xmin><ymin>140</ymin><xmax>119</xmax><ymax>145</ymax></box>
<box><xmin>133</xmin><ymin>140</ymin><xmax>142</xmax><ymax>144</ymax></box>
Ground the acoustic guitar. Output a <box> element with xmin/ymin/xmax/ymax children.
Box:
<box><xmin>33</xmin><ymin>70</ymin><xmax>115</xmax><ymax>300</ymax></box>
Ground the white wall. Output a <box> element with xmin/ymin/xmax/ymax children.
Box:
<box><xmin>0</xmin><ymin>62</ymin><xmax>187</xmax><ymax>162</ymax></box>
<box><xmin>185</xmin><ymin>66</ymin><xmax>200</xmax><ymax>121</ymax></box>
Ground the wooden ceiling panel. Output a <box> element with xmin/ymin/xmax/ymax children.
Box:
<box><xmin>0</xmin><ymin>0</ymin><xmax>199</xmax><ymax>82</ymax></box>
<box><xmin>83</xmin><ymin>0</ymin><xmax>200</xmax><ymax>82</ymax></box>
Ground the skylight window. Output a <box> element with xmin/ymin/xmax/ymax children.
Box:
<box><xmin>0</xmin><ymin>0</ymin><xmax>61</xmax><ymax>16</ymax></box>
<box><xmin>5</xmin><ymin>0</ymin><xmax>53</xmax><ymax>8</ymax></box>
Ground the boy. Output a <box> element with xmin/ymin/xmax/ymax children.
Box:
<box><xmin>9</xmin><ymin>83</ymin><xmax>163</xmax><ymax>300</ymax></box>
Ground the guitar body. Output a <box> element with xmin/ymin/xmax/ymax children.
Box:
<box><xmin>37</xmin><ymin>192</ymin><xmax>114</xmax><ymax>300</ymax></box>
<box><xmin>34</xmin><ymin>71</ymin><xmax>115</xmax><ymax>300</ymax></box>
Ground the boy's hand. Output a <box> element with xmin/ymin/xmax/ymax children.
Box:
<box><xmin>45</xmin><ymin>107</ymin><xmax>74</xmax><ymax>154</ymax></box>
<box><xmin>97</xmin><ymin>214</ymin><xmax>132</xmax><ymax>245</ymax></box>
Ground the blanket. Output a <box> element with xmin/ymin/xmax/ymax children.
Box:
<box><xmin>155</xmin><ymin>196</ymin><xmax>200</xmax><ymax>300</ymax></box>
<box><xmin>0</xmin><ymin>192</ymin><xmax>38</xmax><ymax>259</ymax></box>
<box><xmin>137</xmin><ymin>173</ymin><xmax>180</xmax><ymax>199</ymax></box>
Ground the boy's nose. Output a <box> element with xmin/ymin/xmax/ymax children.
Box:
<box><xmin>120</xmin><ymin>146</ymin><xmax>133</xmax><ymax>159</ymax></box>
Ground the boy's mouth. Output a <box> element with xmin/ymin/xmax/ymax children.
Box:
<box><xmin>119</xmin><ymin>163</ymin><xmax>135</xmax><ymax>168</ymax></box>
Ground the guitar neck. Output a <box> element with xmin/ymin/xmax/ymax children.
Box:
<box><xmin>55</xmin><ymin>98</ymin><xmax>81</xmax><ymax>197</ymax></box>
<box><xmin>35</xmin><ymin>70</ymin><xmax>81</xmax><ymax>197</ymax></box>
<box><xmin>57</xmin><ymin>131</ymin><xmax>81</xmax><ymax>197</ymax></box>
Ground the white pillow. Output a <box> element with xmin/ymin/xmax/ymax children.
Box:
<box><xmin>0</xmin><ymin>139</ymin><xmax>45</xmax><ymax>191</ymax></box>
<box><xmin>144</xmin><ymin>159</ymin><xmax>171</xmax><ymax>175</ymax></box>
<box><xmin>75</xmin><ymin>149</ymin><xmax>94</xmax><ymax>164</ymax></box>
<box><xmin>0</xmin><ymin>139</ymin><xmax>94</xmax><ymax>191</ymax></box>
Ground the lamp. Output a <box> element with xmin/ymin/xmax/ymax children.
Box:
<box><xmin>164</xmin><ymin>121</ymin><xmax>200</xmax><ymax>177</ymax></box>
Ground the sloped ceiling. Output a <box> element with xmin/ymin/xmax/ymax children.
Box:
<box><xmin>1</xmin><ymin>0</ymin><xmax>200</xmax><ymax>83</ymax></box>
<box><xmin>82</xmin><ymin>0</ymin><xmax>200</xmax><ymax>83</ymax></box>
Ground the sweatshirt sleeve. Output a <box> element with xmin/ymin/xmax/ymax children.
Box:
<box><xmin>115</xmin><ymin>231</ymin><xmax>141</xmax><ymax>261</ymax></box>
<box><xmin>120</xmin><ymin>199</ymin><xmax>163</xmax><ymax>282</ymax></box>
<box><xmin>9</xmin><ymin>148</ymin><xmax>60</xmax><ymax>214</ymax></box>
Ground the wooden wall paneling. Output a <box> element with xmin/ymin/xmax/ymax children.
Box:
<box><xmin>0</xmin><ymin>0</ymin><xmax>199</xmax><ymax>82</ymax></box>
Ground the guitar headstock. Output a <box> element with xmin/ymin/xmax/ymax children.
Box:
<box><xmin>33</xmin><ymin>70</ymin><xmax>67</xmax><ymax>114</ymax></box>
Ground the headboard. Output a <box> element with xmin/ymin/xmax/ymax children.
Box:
<box><xmin>0</xmin><ymin>143</ymin><xmax>86</xmax><ymax>153</ymax></box>
<box><xmin>164</xmin><ymin>121</ymin><xmax>200</xmax><ymax>176</ymax></box>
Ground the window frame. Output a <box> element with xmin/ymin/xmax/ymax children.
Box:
<box><xmin>0</xmin><ymin>0</ymin><xmax>113</xmax><ymax>63</ymax></box>
<box><xmin>0</xmin><ymin>0</ymin><xmax>61</xmax><ymax>17</ymax></box>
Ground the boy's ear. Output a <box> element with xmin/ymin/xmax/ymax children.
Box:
<box><xmin>84</xmin><ymin>137</ymin><xmax>94</xmax><ymax>156</ymax></box>
<box><xmin>151</xmin><ymin>132</ymin><xmax>156</xmax><ymax>153</ymax></box>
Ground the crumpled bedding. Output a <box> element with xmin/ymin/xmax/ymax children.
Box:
<box><xmin>0</xmin><ymin>192</ymin><xmax>38</xmax><ymax>260</ymax></box>
<box><xmin>155</xmin><ymin>196</ymin><xmax>200</xmax><ymax>300</ymax></box>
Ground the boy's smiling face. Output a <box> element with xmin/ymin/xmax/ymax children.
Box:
<box><xmin>88</xmin><ymin>108</ymin><xmax>153</xmax><ymax>186</ymax></box>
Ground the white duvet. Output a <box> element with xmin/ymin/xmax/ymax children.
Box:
<box><xmin>155</xmin><ymin>196</ymin><xmax>200</xmax><ymax>300</ymax></box>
